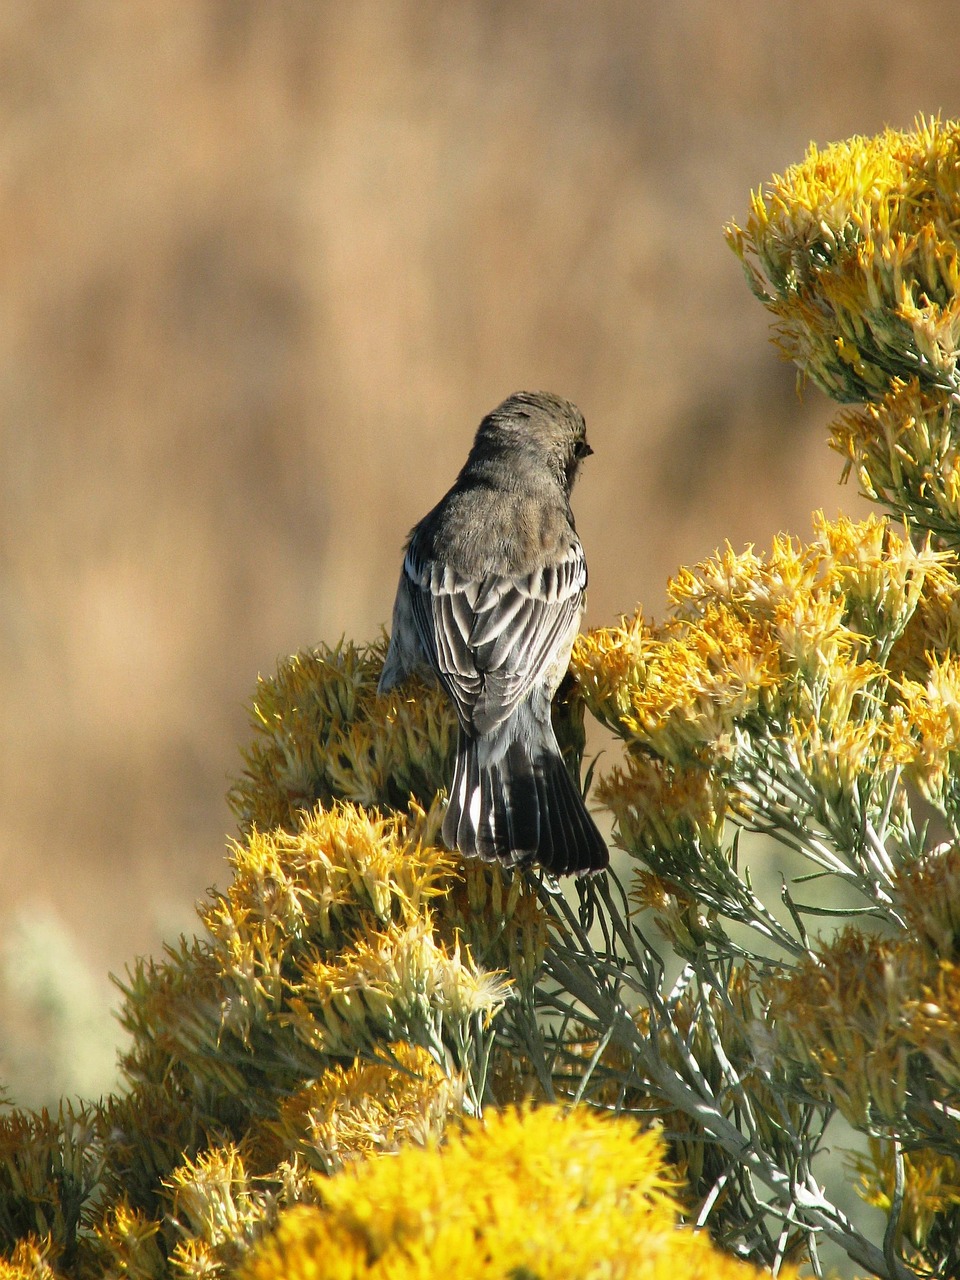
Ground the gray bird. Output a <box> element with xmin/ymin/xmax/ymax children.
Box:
<box><xmin>379</xmin><ymin>391</ymin><xmax>608</xmax><ymax>876</ymax></box>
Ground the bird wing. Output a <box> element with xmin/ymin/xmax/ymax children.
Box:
<box><xmin>402</xmin><ymin>536</ymin><xmax>587</xmax><ymax>734</ymax></box>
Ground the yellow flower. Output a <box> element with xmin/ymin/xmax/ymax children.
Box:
<box><xmin>290</xmin><ymin>918</ymin><xmax>510</xmax><ymax>1058</ymax></box>
<box><xmin>597</xmin><ymin>752</ymin><xmax>727</xmax><ymax>863</ymax></box>
<box><xmin>833</xmin><ymin>380</ymin><xmax>960</xmax><ymax>541</ymax></box>
<box><xmin>815</xmin><ymin>510</ymin><xmax>952</xmax><ymax>642</ymax></box>
<box><xmin>726</xmin><ymin>116</ymin><xmax>960</xmax><ymax>405</ymax></box>
<box><xmin>897</xmin><ymin>655</ymin><xmax>960</xmax><ymax>804</ymax></box>
<box><xmin>0</xmin><ymin>1238</ymin><xmax>60</xmax><ymax>1280</ymax></box>
<box><xmin>906</xmin><ymin>959</ymin><xmax>960</xmax><ymax>1091</ymax></box>
<box><xmin>439</xmin><ymin>861</ymin><xmax>549</xmax><ymax>990</ymax></box>
<box><xmin>765</xmin><ymin>930</ymin><xmax>927</xmax><ymax>1127</ymax></box>
<box><xmin>578</xmin><ymin>517</ymin><xmax>922</xmax><ymax>827</ymax></box>
<box><xmin>204</xmin><ymin>802</ymin><xmax>455</xmax><ymax>962</ymax></box>
<box><xmin>855</xmin><ymin>1141</ymin><xmax>960</xmax><ymax>1260</ymax></box>
<box><xmin>893</xmin><ymin>843</ymin><xmax>960</xmax><ymax>959</ymax></box>
<box><xmin>574</xmin><ymin>605</ymin><xmax>780</xmax><ymax>765</ymax></box>
<box><xmin>238</xmin><ymin>1106</ymin><xmax>802</xmax><ymax>1280</ymax></box>
<box><xmin>165</xmin><ymin>1144</ymin><xmax>261</xmax><ymax>1240</ymax></box>
<box><xmin>229</xmin><ymin>640</ymin><xmax>455</xmax><ymax>832</ymax></box>
<box><xmin>93</xmin><ymin>1204</ymin><xmax>165</xmax><ymax>1280</ymax></box>
<box><xmin>272</xmin><ymin>1044</ymin><xmax>465</xmax><ymax>1173</ymax></box>
<box><xmin>667</xmin><ymin>533</ymin><xmax>818</xmax><ymax>620</ymax></box>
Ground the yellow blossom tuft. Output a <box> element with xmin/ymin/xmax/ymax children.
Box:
<box><xmin>855</xmin><ymin>1141</ymin><xmax>960</xmax><ymax>1262</ymax></box>
<box><xmin>202</xmin><ymin>801</ymin><xmax>455</xmax><ymax>977</ymax></box>
<box><xmin>573</xmin><ymin>604</ymin><xmax>781</xmax><ymax>766</ymax></box>
<box><xmin>238</xmin><ymin>1106</ymin><xmax>802</xmax><ymax>1280</ymax></box>
<box><xmin>164</xmin><ymin>1145</ymin><xmax>273</xmax><ymax>1276</ymax></box>
<box><xmin>814</xmin><ymin>510</ymin><xmax>954</xmax><ymax>640</ymax></box>
<box><xmin>93</xmin><ymin>1203</ymin><xmax>166</xmax><ymax>1280</ymax></box>
<box><xmin>578</xmin><ymin>516</ymin><xmax>929</xmax><ymax>848</ymax></box>
<box><xmin>112</xmin><ymin>800</ymin><xmax>506</xmax><ymax>1173</ymax></box>
<box><xmin>0</xmin><ymin>1239</ymin><xmax>60</xmax><ymax>1280</ymax></box>
<box><xmin>439</xmin><ymin>860</ymin><xmax>548</xmax><ymax>989</ymax></box>
<box><xmin>894</xmin><ymin>843</ymin><xmax>960</xmax><ymax>959</ymax></box>
<box><xmin>889</xmin><ymin>549</ymin><xmax>960</xmax><ymax>681</ymax></box>
<box><xmin>765</xmin><ymin>930</ymin><xmax>929</xmax><ymax>1127</ymax></box>
<box><xmin>228</xmin><ymin>639</ymin><xmax>455</xmax><ymax>833</ymax></box>
<box><xmin>0</xmin><ymin>1105</ymin><xmax>101</xmax><ymax>1273</ymax></box>
<box><xmin>897</xmin><ymin>655</ymin><xmax>960</xmax><ymax>806</ymax></box>
<box><xmin>906</xmin><ymin>959</ymin><xmax>960</xmax><ymax>1092</ymax></box>
<box><xmin>272</xmin><ymin>1044</ymin><xmax>465</xmax><ymax>1173</ymax></box>
<box><xmin>832</xmin><ymin>380</ymin><xmax>960</xmax><ymax>541</ymax></box>
<box><xmin>289</xmin><ymin>918</ymin><xmax>510</xmax><ymax>1059</ymax></box>
<box><xmin>597</xmin><ymin>752</ymin><xmax>727</xmax><ymax>869</ymax></box>
<box><xmin>726</xmin><ymin>116</ymin><xmax>960</xmax><ymax>405</ymax></box>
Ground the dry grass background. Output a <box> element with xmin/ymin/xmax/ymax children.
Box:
<box><xmin>1</xmin><ymin>0</ymin><xmax>957</xmax><ymax>1103</ymax></box>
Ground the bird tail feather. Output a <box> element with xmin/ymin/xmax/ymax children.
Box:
<box><xmin>442</xmin><ymin>709</ymin><xmax>607</xmax><ymax>876</ymax></box>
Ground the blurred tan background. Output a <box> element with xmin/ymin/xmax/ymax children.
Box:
<box><xmin>1</xmin><ymin>0</ymin><xmax>957</xmax><ymax>1104</ymax></box>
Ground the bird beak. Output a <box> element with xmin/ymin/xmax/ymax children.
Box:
<box><xmin>577</xmin><ymin>441</ymin><xmax>594</xmax><ymax>459</ymax></box>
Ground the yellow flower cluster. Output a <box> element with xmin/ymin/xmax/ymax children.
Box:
<box><xmin>728</xmin><ymin>117</ymin><xmax>960</xmax><ymax>544</ymax></box>
<box><xmin>832</xmin><ymin>379</ymin><xmax>960</xmax><ymax>542</ymax></box>
<box><xmin>0</xmin><ymin>1105</ymin><xmax>100</xmax><ymax>1277</ymax></box>
<box><xmin>0</xmin><ymin>1238</ymin><xmax>59</xmax><ymax>1280</ymax></box>
<box><xmin>856</xmin><ymin>1141</ymin><xmax>960</xmax><ymax>1262</ymax></box>
<box><xmin>89</xmin><ymin>801</ymin><xmax>525</xmax><ymax>1279</ymax></box>
<box><xmin>598</xmin><ymin>754</ymin><xmax>727</xmax><ymax>864</ymax></box>
<box><xmin>201</xmin><ymin>801</ymin><xmax>506</xmax><ymax>1085</ymax></box>
<box><xmin>164</xmin><ymin>1145</ymin><xmax>273</xmax><ymax>1275</ymax></box>
<box><xmin>228</xmin><ymin>639</ymin><xmax>455</xmax><ymax>833</ymax></box>
<box><xmin>894</xmin><ymin>842</ymin><xmax>960</xmax><ymax>958</ymax></box>
<box><xmin>765</xmin><ymin>927</ymin><xmax>960</xmax><ymax>1129</ymax></box>
<box><xmin>273</xmin><ymin>1043</ymin><xmax>462</xmax><ymax>1174</ymax></box>
<box><xmin>440</xmin><ymin>860</ymin><xmax>549</xmax><ymax>990</ymax></box>
<box><xmin>726</xmin><ymin>115</ymin><xmax>960</xmax><ymax>405</ymax></box>
<box><xmin>896</xmin><ymin>655</ymin><xmax>960</xmax><ymax>807</ymax></box>
<box><xmin>204</xmin><ymin>803</ymin><xmax>454</xmax><ymax>969</ymax></box>
<box><xmin>574</xmin><ymin>513</ymin><xmax>955</xmax><ymax>854</ymax></box>
<box><xmin>289</xmin><ymin>917</ymin><xmax>509</xmax><ymax>1060</ymax></box>
<box><xmin>239</xmin><ymin>1106</ymin><xmax>802</xmax><ymax>1280</ymax></box>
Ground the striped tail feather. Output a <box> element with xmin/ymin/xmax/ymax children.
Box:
<box><xmin>442</xmin><ymin>711</ymin><xmax>608</xmax><ymax>876</ymax></box>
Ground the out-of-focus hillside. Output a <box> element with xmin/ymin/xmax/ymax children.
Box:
<box><xmin>0</xmin><ymin>1</ymin><xmax>954</xmax><ymax>1101</ymax></box>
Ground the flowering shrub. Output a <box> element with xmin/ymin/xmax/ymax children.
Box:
<box><xmin>4</xmin><ymin>116</ymin><xmax>960</xmax><ymax>1279</ymax></box>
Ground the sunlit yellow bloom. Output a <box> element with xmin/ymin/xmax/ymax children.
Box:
<box><xmin>439</xmin><ymin>860</ymin><xmax>548</xmax><ymax>989</ymax></box>
<box><xmin>0</xmin><ymin>1238</ymin><xmax>60</xmax><ymax>1280</ymax></box>
<box><xmin>273</xmin><ymin>1044</ymin><xmax>465</xmax><ymax>1173</ymax></box>
<box><xmin>815</xmin><ymin>511</ymin><xmax>952</xmax><ymax>640</ymax></box>
<box><xmin>726</xmin><ymin>116</ymin><xmax>960</xmax><ymax>405</ymax></box>
<box><xmin>786</xmin><ymin>712</ymin><xmax>889</xmax><ymax>809</ymax></box>
<box><xmin>597</xmin><ymin>752</ymin><xmax>727</xmax><ymax>861</ymax></box>
<box><xmin>833</xmin><ymin>380</ymin><xmax>960</xmax><ymax>543</ymax></box>
<box><xmin>667</xmin><ymin>533</ymin><xmax>818</xmax><ymax>619</ymax></box>
<box><xmin>165</xmin><ymin>1144</ymin><xmax>260</xmax><ymax>1236</ymax></box>
<box><xmin>897</xmin><ymin>655</ymin><xmax>960</xmax><ymax>804</ymax></box>
<box><xmin>204</xmin><ymin>802</ymin><xmax>454</xmax><ymax>957</ymax></box>
<box><xmin>238</xmin><ymin>1106</ymin><xmax>802</xmax><ymax>1280</ymax></box>
<box><xmin>93</xmin><ymin>1203</ymin><xmax>167</xmax><ymax>1280</ymax></box>
<box><xmin>574</xmin><ymin>605</ymin><xmax>780</xmax><ymax>765</ymax></box>
<box><xmin>577</xmin><ymin>518</ymin><xmax>925</xmax><ymax>832</ymax></box>
<box><xmin>290</xmin><ymin>918</ymin><xmax>510</xmax><ymax>1058</ymax></box>
<box><xmin>906</xmin><ymin>959</ymin><xmax>960</xmax><ymax>1090</ymax></box>
<box><xmin>229</xmin><ymin>639</ymin><xmax>455</xmax><ymax>832</ymax></box>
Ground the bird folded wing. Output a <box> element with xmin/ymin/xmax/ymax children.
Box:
<box><xmin>403</xmin><ymin>540</ymin><xmax>586</xmax><ymax>733</ymax></box>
